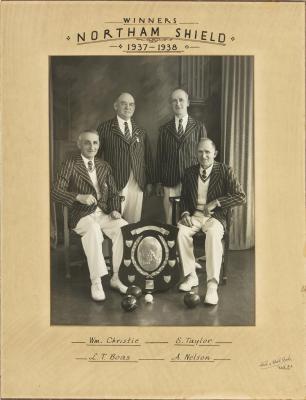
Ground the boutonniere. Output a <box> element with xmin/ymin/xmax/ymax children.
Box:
<box><xmin>135</xmin><ymin>133</ymin><xmax>140</xmax><ymax>143</ymax></box>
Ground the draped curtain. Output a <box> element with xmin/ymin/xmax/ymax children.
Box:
<box><xmin>221</xmin><ymin>56</ymin><xmax>254</xmax><ymax>249</ymax></box>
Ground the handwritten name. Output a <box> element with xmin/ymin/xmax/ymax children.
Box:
<box><xmin>89</xmin><ymin>352</ymin><xmax>131</xmax><ymax>361</ymax></box>
<box><xmin>89</xmin><ymin>336</ymin><xmax>140</xmax><ymax>344</ymax></box>
<box><xmin>176</xmin><ymin>336</ymin><xmax>214</xmax><ymax>345</ymax></box>
<box><xmin>172</xmin><ymin>352</ymin><xmax>212</xmax><ymax>361</ymax></box>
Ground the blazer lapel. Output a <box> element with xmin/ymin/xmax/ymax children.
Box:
<box><xmin>112</xmin><ymin>117</ymin><xmax>130</xmax><ymax>144</ymax></box>
<box><xmin>190</xmin><ymin>164</ymin><xmax>200</xmax><ymax>208</ymax></box>
<box><xmin>74</xmin><ymin>154</ymin><xmax>94</xmax><ymax>188</ymax></box>
<box><xmin>95</xmin><ymin>159</ymin><xmax>108</xmax><ymax>187</ymax></box>
<box><xmin>181</xmin><ymin>116</ymin><xmax>196</xmax><ymax>143</ymax></box>
<box><xmin>167</xmin><ymin>116</ymin><xmax>196</xmax><ymax>144</ymax></box>
<box><xmin>166</xmin><ymin>119</ymin><xmax>182</xmax><ymax>143</ymax></box>
<box><xmin>207</xmin><ymin>162</ymin><xmax>221</xmax><ymax>202</ymax></box>
<box><xmin>130</xmin><ymin>120</ymin><xmax>144</xmax><ymax>144</ymax></box>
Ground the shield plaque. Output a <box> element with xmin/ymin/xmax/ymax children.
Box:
<box><xmin>119</xmin><ymin>221</ymin><xmax>179</xmax><ymax>292</ymax></box>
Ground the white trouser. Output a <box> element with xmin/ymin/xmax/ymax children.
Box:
<box><xmin>177</xmin><ymin>212</ymin><xmax>224</xmax><ymax>283</ymax></box>
<box><xmin>74</xmin><ymin>211</ymin><xmax>128</xmax><ymax>281</ymax></box>
<box><xmin>120</xmin><ymin>171</ymin><xmax>143</xmax><ymax>223</ymax></box>
<box><xmin>163</xmin><ymin>184</ymin><xmax>182</xmax><ymax>225</ymax></box>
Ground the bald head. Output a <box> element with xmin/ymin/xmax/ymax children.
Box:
<box><xmin>114</xmin><ymin>92</ymin><xmax>135</xmax><ymax>121</ymax></box>
<box><xmin>77</xmin><ymin>130</ymin><xmax>99</xmax><ymax>142</ymax></box>
<box><xmin>197</xmin><ymin>138</ymin><xmax>216</xmax><ymax>151</ymax></box>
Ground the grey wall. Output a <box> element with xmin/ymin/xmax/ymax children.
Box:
<box><xmin>51</xmin><ymin>56</ymin><xmax>222</xmax><ymax>223</ymax></box>
<box><xmin>51</xmin><ymin>55</ymin><xmax>222</xmax><ymax>165</ymax></box>
<box><xmin>52</xmin><ymin>56</ymin><xmax>180</xmax><ymax>159</ymax></box>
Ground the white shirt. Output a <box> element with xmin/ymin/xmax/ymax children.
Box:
<box><xmin>175</xmin><ymin>114</ymin><xmax>188</xmax><ymax>133</ymax></box>
<box><xmin>196</xmin><ymin>164</ymin><xmax>214</xmax><ymax>210</ymax></box>
<box><xmin>117</xmin><ymin>115</ymin><xmax>132</xmax><ymax>135</ymax></box>
<box><xmin>81</xmin><ymin>154</ymin><xmax>102</xmax><ymax>209</ymax></box>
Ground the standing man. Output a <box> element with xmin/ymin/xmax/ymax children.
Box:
<box><xmin>52</xmin><ymin>130</ymin><xmax>128</xmax><ymax>301</ymax></box>
<box><xmin>97</xmin><ymin>92</ymin><xmax>154</xmax><ymax>223</ymax></box>
<box><xmin>177</xmin><ymin>138</ymin><xmax>246</xmax><ymax>305</ymax></box>
<box><xmin>156</xmin><ymin>88</ymin><xmax>207</xmax><ymax>224</ymax></box>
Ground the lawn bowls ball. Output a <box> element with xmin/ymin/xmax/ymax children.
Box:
<box><xmin>183</xmin><ymin>292</ymin><xmax>201</xmax><ymax>308</ymax></box>
<box><xmin>126</xmin><ymin>285</ymin><xmax>142</xmax><ymax>298</ymax></box>
<box><xmin>121</xmin><ymin>295</ymin><xmax>138</xmax><ymax>311</ymax></box>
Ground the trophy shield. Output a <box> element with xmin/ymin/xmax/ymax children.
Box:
<box><xmin>119</xmin><ymin>221</ymin><xmax>179</xmax><ymax>292</ymax></box>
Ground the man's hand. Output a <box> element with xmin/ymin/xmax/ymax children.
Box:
<box><xmin>206</xmin><ymin>200</ymin><xmax>219</xmax><ymax>211</ymax></box>
<box><xmin>155</xmin><ymin>183</ymin><xmax>164</xmax><ymax>197</ymax></box>
<box><xmin>203</xmin><ymin>205</ymin><xmax>214</xmax><ymax>217</ymax></box>
<box><xmin>76</xmin><ymin>194</ymin><xmax>97</xmax><ymax>206</ymax></box>
<box><xmin>180</xmin><ymin>213</ymin><xmax>193</xmax><ymax>227</ymax></box>
<box><xmin>203</xmin><ymin>200</ymin><xmax>219</xmax><ymax>217</ymax></box>
<box><xmin>145</xmin><ymin>184</ymin><xmax>153</xmax><ymax>197</ymax></box>
<box><xmin>110</xmin><ymin>210</ymin><xmax>121</xmax><ymax>219</ymax></box>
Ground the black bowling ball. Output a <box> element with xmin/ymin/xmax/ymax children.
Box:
<box><xmin>121</xmin><ymin>295</ymin><xmax>138</xmax><ymax>312</ymax></box>
<box><xmin>183</xmin><ymin>292</ymin><xmax>201</xmax><ymax>308</ymax></box>
<box><xmin>126</xmin><ymin>285</ymin><xmax>142</xmax><ymax>298</ymax></box>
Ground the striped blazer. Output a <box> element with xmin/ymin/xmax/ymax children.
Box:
<box><xmin>97</xmin><ymin>117</ymin><xmax>154</xmax><ymax>191</ymax></box>
<box><xmin>51</xmin><ymin>153</ymin><xmax>121</xmax><ymax>229</ymax></box>
<box><xmin>180</xmin><ymin>162</ymin><xmax>246</xmax><ymax>229</ymax></box>
<box><xmin>156</xmin><ymin>116</ymin><xmax>207</xmax><ymax>187</ymax></box>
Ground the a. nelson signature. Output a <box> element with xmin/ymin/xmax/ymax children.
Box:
<box><xmin>259</xmin><ymin>355</ymin><xmax>293</xmax><ymax>370</ymax></box>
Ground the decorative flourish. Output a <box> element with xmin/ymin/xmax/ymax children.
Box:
<box><xmin>136</xmin><ymin>37</ymin><xmax>174</xmax><ymax>43</ymax></box>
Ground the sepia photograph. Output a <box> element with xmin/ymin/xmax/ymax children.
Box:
<box><xmin>2</xmin><ymin>1</ymin><xmax>304</xmax><ymax>399</ymax></box>
<box><xmin>50</xmin><ymin>55</ymin><xmax>255</xmax><ymax>326</ymax></box>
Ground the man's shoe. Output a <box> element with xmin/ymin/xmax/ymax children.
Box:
<box><xmin>110</xmin><ymin>277</ymin><xmax>128</xmax><ymax>294</ymax></box>
<box><xmin>204</xmin><ymin>282</ymin><xmax>218</xmax><ymax>305</ymax></box>
<box><xmin>91</xmin><ymin>281</ymin><xmax>106</xmax><ymax>301</ymax></box>
<box><xmin>179</xmin><ymin>274</ymin><xmax>199</xmax><ymax>292</ymax></box>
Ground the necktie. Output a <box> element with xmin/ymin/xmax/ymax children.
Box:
<box><xmin>177</xmin><ymin>119</ymin><xmax>184</xmax><ymax>136</ymax></box>
<box><xmin>88</xmin><ymin>160</ymin><xmax>94</xmax><ymax>172</ymax></box>
<box><xmin>124</xmin><ymin>121</ymin><xmax>131</xmax><ymax>139</ymax></box>
<box><xmin>200</xmin><ymin>169</ymin><xmax>208</xmax><ymax>182</ymax></box>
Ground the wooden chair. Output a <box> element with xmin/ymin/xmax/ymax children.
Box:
<box><xmin>170</xmin><ymin>197</ymin><xmax>232</xmax><ymax>285</ymax></box>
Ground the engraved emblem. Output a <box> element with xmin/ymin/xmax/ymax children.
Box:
<box><xmin>126</xmin><ymin>240</ymin><xmax>133</xmax><ymax>248</ymax></box>
<box><xmin>137</xmin><ymin>236</ymin><xmax>162</xmax><ymax>272</ymax></box>
<box><xmin>128</xmin><ymin>275</ymin><xmax>135</xmax><ymax>283</ymax></box>
<box><xmin>124</xmin><ymin>259</ymin><xmax>131</xmax><ymax>267</ymax></box>
<box><xmin>168</xmin><ymin>259</ymin><xmax>176</xmax><ymax>267</ymax></box>
<box><xmin>163</xmin><ymin>275</ymin><xmax>171</xmax><ymax>283</ymax></box>
<box><xmin>145</xmin><ymin>280</ymin><xmax>154</xmax><ymax>290</ymax></box>
<box><xmin>167</xmin><ymin>240</ymin><xmax>175</xmax><ymax>248</ymax></box>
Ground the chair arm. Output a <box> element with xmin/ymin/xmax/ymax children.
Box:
<box><xmin>169</xmin><ymin>196</ymin><xmax>181</xmax><ymax>204</ymax></box>
<box><xmin>169</xmin><ymin>196</ymin><xmax>182</xmax><ymax>225</ymax></box>
<box><xmin>63</xmin><ymin>206</ymin><xmax>70</xmax><ymax>247</ymax></box>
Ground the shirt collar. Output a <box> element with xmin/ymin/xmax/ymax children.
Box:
<box><xmin>200</xmin><ymin>163</ymin><xmax>214</xmax><ymax>178</ymax></box>
<box><xmin>117</xmin><ymin>115</ymin><xmax>131</xmax><ymax>126</ymax></box>
<box><xmin>175</xmin><ymin>114</ymin><xmax>188</xmax><ymax>125</ymax></box>
<box><xmin>81</xmin><ymin>154</ymin><xmax>94</xmax><ymax>169</ymax></box>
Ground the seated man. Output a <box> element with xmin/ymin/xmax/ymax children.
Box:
<box><xmin>51</xmin><ymin>130</ymin><xmax>128</xmax><ymax>301</ymax></box>
<box><xmin>177</xmin><ymin>138</ymin><xmax>246</xmax><ymax>305</ymax></box>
